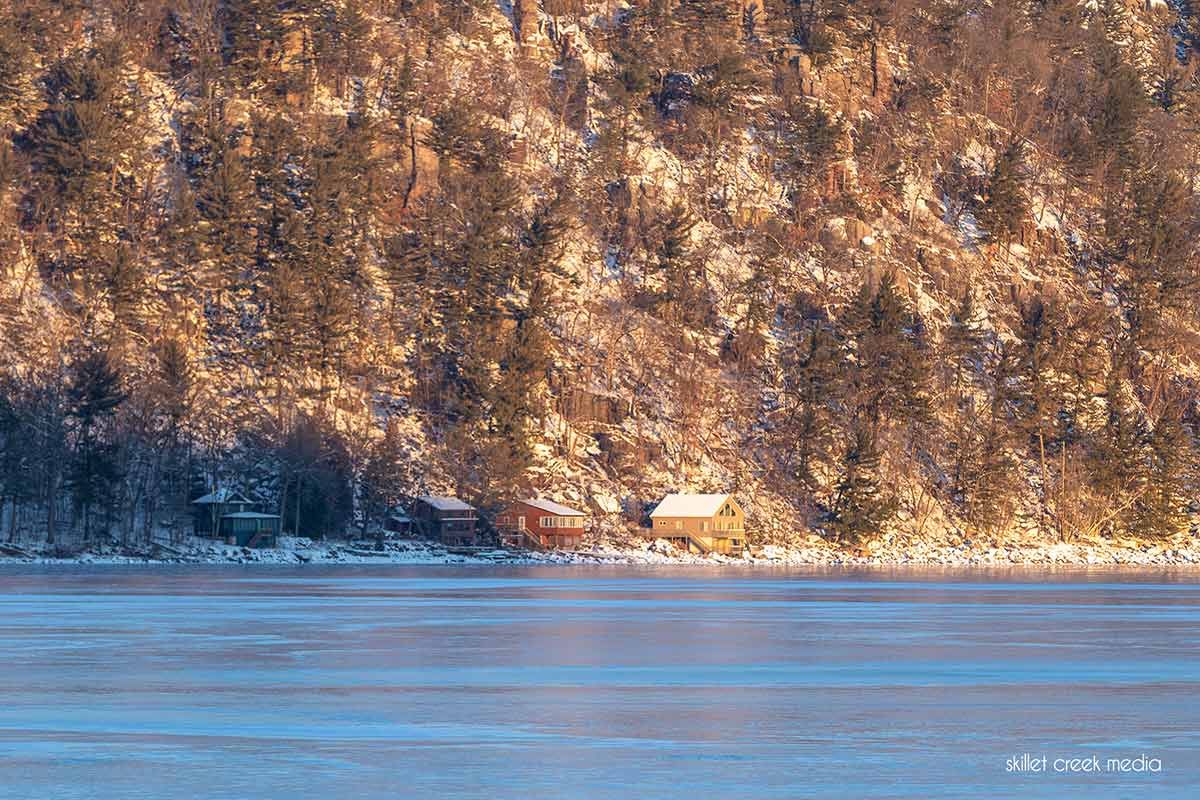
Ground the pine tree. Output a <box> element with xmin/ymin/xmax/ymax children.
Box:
<box><xmin>978</xmin><ymin>139</ymin><xmax>1029</xmax><ymax>246</ymax></box>
<box><xmin>647</xmin><ymin>203</ymin><xmax>712</xmax><ymax>330</ymax></box>
<box><xmin>0</xmin><ymin>379</ymin><xmax>38</xmax><ymax>540</ymax></box>
<box><xmin>192</xmin><ymin>114</ymin><xmax>256</xmax><ymax>298</ymax></box>
<box><xmin>221</xmin><ymin>0</ymin><xmax>292</xmax><ymax>95</ymax></box>
<box><xmin>842</xmin><ymin>273</ymin><xmax>932</xmax><ymax>432</ymax></box>
<box><xmin>953</xmin><ymin>341</ymin><xmax>1021</xmax><ymax>533</ymax></box>
<box><xmin>1088</xmin><ymin>363</ymin><xmax>1147</xmax><ymax>534</ymax></box>
<box><xmin>768</xmin><ymin>95</ymin><xmax>843</xmax><ymax>208</ymax></box>
<box><xmin>28</xmin><ymin>39</ymin><xmax>149</xmax><ymax>304</ymax></box>
<box><xmin>829</xmin><ymin>420</ymin><xmax>894</xmax><ymax>544</ymax></box>
<box><xmin>1012</xmin><ymin>297</ymin><xmax>1072</xmax><ymax>527</ymax></box>
<box><xmin>1092</xmin><ymin>48</ymin><xmax>1143</xmax><ymax>179</ymax></box>
<box><xmin>1131</xmin><ymin>413</ymin><xmax>1194</xmax><ymax>540</ymax></box>
<box><xmin>776</xmin><ymin>321</ymin><xmax>841</xmax><ymax>493</ymax></box>
<box><xmin>65</xmin><ymin>350</ymin><xmax>127</xmax><ymax>540</ymax></box>
<box><xmin>941</xmin><ymin>290</ymin><xmax>984</xmax><ymax>397</ymax></box>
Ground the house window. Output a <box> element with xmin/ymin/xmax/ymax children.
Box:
<box><xmin>518</xmin><ymin>516</ymin><xmax>526</xmax><ymax>530</ymax></box>
<box><xmin>674</xmin><ymin>520</ymin><xmax>682</xmax><ymax>530</ymax></box>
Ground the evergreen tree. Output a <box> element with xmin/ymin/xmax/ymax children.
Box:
<box><xmin>1088</xmin><ymin>362</ymin><xmax>1146</xmax><ymax>534</ymax></box>
<box><xmin>978</xmin><ymin>139</ymin><xmax>1029</xmax><ymax>246</ymax></box>
<box><xmin>65</xmin><ymin>350</ymin><xmax>127</xmax><ymax>540</ymax></box>
<box><xmin>829</xmin><ymin>420</ymin><xmax>894</xmax><ymax>544</ymax></box>
<box><xmin>1131</xmin><ymin>413</ymin><xmax>1194</xmax><ymax>540</ymax></box>
<box><xmin>647</xmin><ymin>203</ymin><xmax>712</xmax><ymax>330</ymax></box>
<box><xmin>776</xmin><ymin>321</ymin><xmax>841</xmax><ymax>493</ymax></box>
<box><xmin>842</xmin><ymin>273</ymin><xmax>932</xmax><ymax>432</ymax></box>
<box><xmin>27</xmin><ymin>39</ymin><xmax>149</xmax><ymax>309</ymax></box>
<box><xmin>768</xmin><ymin>95</ymin><xmax>843</xmax><ymax>208</ymax></box>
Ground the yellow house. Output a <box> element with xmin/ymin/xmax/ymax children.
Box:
<box><xmin>648</xmin><ymin>493</ymin><xmax>746</xmax><ymax>555</ymax></box>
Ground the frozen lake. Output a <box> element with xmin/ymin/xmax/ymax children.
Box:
<box><xmin>0</xmin><ymin>566</ymin><xmax>1196</xmax><ymax>799</ymax></box>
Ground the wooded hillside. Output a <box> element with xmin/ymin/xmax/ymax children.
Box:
<box><xmin>2</xmin><ymin>0</ymin><xmax>1200</xmax><ymax>550</ymax></box>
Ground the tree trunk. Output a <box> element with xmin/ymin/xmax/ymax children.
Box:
<box><xmin>294</xmin><ymin>475</ymin><xmax>302</xmax><ymax>538</ymax></box>
<box><xmin>46</xmin><ymin>470</ymin><xmax>59</xmax><ymax>546</ymax></box>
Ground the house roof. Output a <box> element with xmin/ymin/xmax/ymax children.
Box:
<box><xmin>520</xmin><ymin>498</ymin><xmax>586</xmax><ymax>517</ymax></box>
<box><xmin>193</xmin><ymin>489</ymin><xmax>250</xmax><ymax>505</ymax></box>
<box><xmin>649</xmin><ymin>493</ymin><xmax>734</xmax><ymax>518</ymax></box>
<box><xmin>221</xmin><ymin>511</ymin><xmax>280</xmax><ymax>520</ymax></box>
<box><xmin>417</xmin><ymin>495</ymin><xmax>475</xmax><ymax>511</ymax></box>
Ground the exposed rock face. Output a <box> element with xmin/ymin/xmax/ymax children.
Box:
<box><xmin>819</xmin><ymin>217</ymin><xmax>874</xmax><ymax>250</ymax></box>
<box><xmin>515</xmin><ymin>0</ymin><xmax>545</xmax><ymax>52</ymax></box>
<box><xmin>776</xmin><ymin>34</ymin><xmax>894</xmax><ymax>113</ymax></box>
<box><xmin>566</xmin><ymin>387</ymin><xmax>628</xmax><ymax>425</ymax></box>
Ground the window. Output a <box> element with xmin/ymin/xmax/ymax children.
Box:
<box><xmin>702</xmin><ymin>521</ymin><xmax>709</xmax><ymax>532</ymax></box>
<box><xmin>540</xmin><ymin>516</ymin><xmax>554</xmax><ymax>528</ymax></box>
<box><xmin>518</xmin><ymin>516</ymin><xmax>526</xmax><ymax>530</ymax></box>
<box><xmin>675</xmin><ymin>520</ymin><xmax>682</xmax><ymax>530</ymax></box>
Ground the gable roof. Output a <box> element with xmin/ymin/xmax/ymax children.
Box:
<box><xmin>520</xmin><ymin>498</ymin><xmax>586</xmax><ymax>517</ymax></box>
<box><xmin>193</xmin><ymin>489</ymin><xmax>251</xmax><ymax>505</ymax></box>
<box><xmin>417</xmin><ymin>495</ymin><xmax>475</xmax><ymax>512</ymax></box>
<box><xmin>649</xmin><ymin>493</ymin><xmax>734</xmax><ymax>518</ymax></box>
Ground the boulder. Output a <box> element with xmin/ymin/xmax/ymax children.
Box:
<box><xmin>819</xmin><ymin>217</ymin><xmax>874</xmax><ymax>249</ymax></box>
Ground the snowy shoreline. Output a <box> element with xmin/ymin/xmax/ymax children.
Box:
<box><xmin>2</xmin><ymin>535</ymin><xmax>1199</xmax><ymax>568</ymax></box>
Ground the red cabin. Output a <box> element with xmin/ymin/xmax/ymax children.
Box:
<box><xmin>496</xmin><ymin>498</ymin><xmax>588</xmax><ymax>550</ymax></box>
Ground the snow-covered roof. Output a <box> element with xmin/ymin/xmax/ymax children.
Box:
<box><xmin>417</xmin><ymin>495</ymin><xmax>474</xmax><ymax>511</ymax></box>
<box><xmin>221</xmin><ymin>511</ymin><xmax>280</xmax><ymax>519</ymax></box>
<box><xmin>389</xmin><ymin>512</ymin><xmax>412</xmax><ymax>522</ymax></box>
<box><xmin>193</xmin><ymin>489</ymin><xmax>250</xmax><ymax>505</ymax></box>
<box><xmin>649</xmin><ymin>493</ymin><xmax>734</xmax><ymax>518</ymax></box>
<box><xmin>521</xmin><ymin>498</ymin><xmax>586</xmax><ymax>516</ymax></box>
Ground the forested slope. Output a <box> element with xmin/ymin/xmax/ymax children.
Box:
<box><xmin>2</xmin><ymin>0</ymin><xmax>1199</xmax><ymax>551</ymax></box>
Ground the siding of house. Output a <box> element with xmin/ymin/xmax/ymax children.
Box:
<box><xmin>496</xmin><ymin>501</ymin><xmax>587</xmax><ymax>550</ymax></box>
<box><xmin>411</xmin><ymin>498</ymin><xmax>479</xmax><ymax>547</ymax></box>
<box><xmin>649</xmin><ymin>498</ymin><xmax>746</xmax><ymax>554</ymax></box>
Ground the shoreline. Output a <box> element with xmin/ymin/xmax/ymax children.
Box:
<box><xmin>2</xmin><ymin>535</ymin><xmax>1199</xmax><ymax>568</ymax></box>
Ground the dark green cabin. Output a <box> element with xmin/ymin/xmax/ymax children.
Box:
<box><xmin>218</xmin><ymin>512</ymin><xmax>281</xmax><ymax>548</ymax></box>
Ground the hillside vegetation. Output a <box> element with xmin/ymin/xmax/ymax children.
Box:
<box><xmin>2</xmin><ymin>0</ymin><xmax>1200</xmax><ymax>552</ymax></box>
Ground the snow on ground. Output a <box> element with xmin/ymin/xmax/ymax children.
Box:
<box><xmin>2</xmin><ymin>534</ymin><xmax>1200</xmax><ymax>567</ymax></box>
